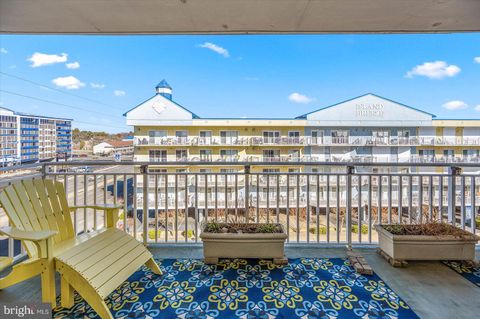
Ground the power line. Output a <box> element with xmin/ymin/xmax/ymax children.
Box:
<box><xmin>0</xmin><ymin>71</ymin><xmax>124</xmax><ymax>111</ymax></box>
<box><xmin>73</xmin><ymin>120</ymin><xmax>129</xmax><ymax>130</ymax></box>
<box><xmin>0</xmin><ymin>89</ymin><xmax>125</xmax><ymax>119</ymax></box>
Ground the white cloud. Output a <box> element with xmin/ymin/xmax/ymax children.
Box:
<box><xmin>199</xmin><ymin>42</ymin><xmax>230</xmax><ymax>57</ymax></box>
<box><xmin>114</xmin><ymin>90</ymin><xmax>126</xmax><ymax>97</ymax></box>
<box><xmin>474</xmin><ymin>57</ymin><xmax>480</xmax><ymax>64</ymax></box>
<box><xmin>474</xmin><ymin>105</ymin><xmax>480</xmax><ymax>111</ymax></box>
<box><xmin>66</xmin><ymin>61</ymin><xmax>80</xmax><ymax>69</ymax></box>
<box><xmin>288</xmin><ymin>92</ymin><xmax>313</xmax><ymax>104</ymax></box>
<box><xmin>406</xmin><ymin>61</ymin><xmax>461</xmax><ymax>79</ymax></box>
<box><xmin>0</xmin><ymin>48</ymin><xmax>7</xmax><ymax>54</ymax></box>
<box><xmin>442</xmin><ymin>100</ymin><xmax>468</xmax><ymax>110</ymax></box>
<box><xmin>52</xmin><ymin>76</ymin><xmax>85</xmax><ymax>89</ymax></box>
<box><xmin>90</xmin><ymin>82</ymin><xmax>105</xmax><ymax>89</ymax></box>
<box><xmin>28</xmin><ymin>52</ymin><xmax>68</xmax><ymax>67</ymax></box>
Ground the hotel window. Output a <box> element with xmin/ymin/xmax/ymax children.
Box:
<box><xmin>263</xmin><ymin>150</ymin><xmax>280</xmax><ymax>161</ymax></box>
<box><xmin>443</xmin><ymin>150</ymin><xmax>454</xmax><ymax>158</ymax></box>
<box><xmin>263</xmin><ymin>168</ymin><xmax>280</xmax><ymax>173</ymax></box>
<box><xmin>200</xmin><ymin>149</ymin><xmax>212</xmax><ymax>161</ymax></box>
<box><xmin>220</xmin><ymin>149</ymin><xmax>238</xmax><ymax>161</ymax></box>
<box><xmin>311</xmin><ymin>130</ymin><xmax>324</xmax><ymax>144</ymax></box>
<box><xmin>288</xmin><ymin>168</ymin><xmax>300</xmax><ymax>173</ymax></box>
<box><xmin>331</xmin><ymin>130</ymin><xmax>349</xmax><ymax>144</ymax></box>
<box><xmin>175</xmin><ymin>131</ymin><xmax>188</xmax><ymax>144</ymax></box>
<box><xmin>148</xmin><ymin>130</ymin><xmax>167</xmax><ymax>145</ymax></box>
<box><xmin>289</xmin><ymin>149</ymin><xmax>301</xmax><ymax>159</ymax></box>
<box><xmin>149</xmin><ymin>150</ymin><xmax>167</xmax><ymax>162</ymax></box>
<box><xmin>398</xmin><ymin>129</ymin><xmax>410</xmax><ymax>138</ymax></box>
<box><xmin>220</xmin><ymin>131</ymin><xmax>239</xmax><ymax>144</ymax></box>
<box><xmin>419</xmin><ymin>149</ymin><xmax>435</xmax><ymax>161</ymax></box>
<box><xmin>463</xmin><ymin>149</ymin><xmax>480</xmax><ymax>158</ymax></box>
<box><xmin>263</xmin><ymin>131</ymin><xmax>280</xmax><ymax>143</ymax></box>
<box><xmin>288</xmin><ymin>131</ymin><xmax>300</xmax><ymax>144</ymax></box>
<box><xmin>176</xmin><ymin>149</ymin><xmax>188</xmax><ymax>161</ymax></box>
<box><xmin>176</xmin><ymin>169</ymin><xmax>187</xmax><ymax>173</ymax></box>
<box><xmin>199</xmin><ymin>131</ymin><xmax>212</xmax><ymax>144</ymax></box>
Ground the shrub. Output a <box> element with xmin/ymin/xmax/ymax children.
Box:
<box><xmin>182</xmin><ymin>229</ymin><xmax>195</xmax><ymax>239</ymax></box>
<box><xmin>148</xmin><ymin>229</ymin><xmax>162</xmax><ymax>240</ymax></box>
<box><xmin>309</xmin><ymin>226</ymin><xmax>328</xmax><ymax>235</ymax></box>
<box><xmin>352</xmin><ymin>224</ymin><xmax>369</xmax><ymax>234</ymax></box>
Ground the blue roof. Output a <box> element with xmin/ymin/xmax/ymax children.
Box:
<box><xmin>155</xmin><ymin>79</ymin><xmax>172</xmax><ymax>89</ymax></box>
<box><xmin>295</xmin><ymin>93</ymin><xmax>436</xmax><ymax>119</ymax></box>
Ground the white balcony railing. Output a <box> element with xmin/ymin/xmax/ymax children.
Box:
<box><xmin>30</xmin><ymin>161</ymin><xmax>479</xmax><ymax>248</ymax></box>
<box><xmin>135</xmin><ymin>135</ymin><xmax>480</xmax><ymax>147</ymax></box>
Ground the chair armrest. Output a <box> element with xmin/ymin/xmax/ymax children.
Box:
<box><xmin>0</xmin><ymin>226</ymin><xmax>57</xmax><ymax>241</ymax></box>
<box><xmin>0</xmin><ymin>227</ymin><xmax>56</xmax><ymax>259</ymax></box>
<box><xmin>70</xmin><ymin>204</ymin><xmax>122</xmax><ymax>229</ymax></box>
<box><xmin>69</xmin><ymin>204</ymin><xmax>124</xmax><ymax>211</ymax></box>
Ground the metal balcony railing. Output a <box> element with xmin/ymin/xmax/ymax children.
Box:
<box><xmin>1</xmin><ymin>161</ymin><xmax>479</xmax><ymax>262</ymax></box>
<box><xmin>135</xmin><ymin>135</ymin><xmax>480</xmax><ymax>147</ymax></box>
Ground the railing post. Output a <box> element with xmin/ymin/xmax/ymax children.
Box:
<box><xmin>141</xmin><ymin>164</ymin><xmax>148</xmax><ymax>245</ymax></box>
<box><xmin>41</xmin><ymin>163</ymin><xmax>47</xmax><ymax>179</ymax></box>
<box><xmin>244</xmin><ymin>165</ymin><xmax>250</xmax><ymax>223</ymax></box>
<box><xmin>447</xmin><ymin>166</ymin><xmax>461</xmax><ymax>225</ymax></box>
<box><xmin>346</xmin><ymin>165</ymin><xmax>355</xmax><ymax>250</ymax></box>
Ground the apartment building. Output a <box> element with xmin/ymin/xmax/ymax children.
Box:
<box><xmin>0</xmin><ymin>107</ymin><xmax>73</xmax><ymax>165</ymax></box>
<box><xmin>125</xmin><ymin>81</ymin><xmax>480</xmax><ymax>173</ymax></box>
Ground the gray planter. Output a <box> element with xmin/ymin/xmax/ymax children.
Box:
<box><xmin>200</xmin><ymin>224</ymin><xmax>288</xmax><ymax>264</ymax></box>
<box><xmin>376</xmin><ymin>224</ymin><xmax>479</xmax><ymax>262</ymax></box>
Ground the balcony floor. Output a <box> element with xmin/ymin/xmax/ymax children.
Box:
<box><xmin>1</xmin><ymin>246</ymin><xmax>479</xmax><ymax>319</ymax></box>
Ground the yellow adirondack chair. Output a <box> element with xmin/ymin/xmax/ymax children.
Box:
<box><xmin>0</xmin><ymin>178</ymin><xmax>161</xmax><ymax>319</ymax></box>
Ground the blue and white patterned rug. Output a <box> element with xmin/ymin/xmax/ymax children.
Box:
<box><xmin>443</xmin><ymin>260</ymin><xmax>480</xmax><ymax>288</ymax></box>
<box><xmin>53</xmin><ymin>258</ymin><xmax>419</xmax><ymax>319</ymax></box>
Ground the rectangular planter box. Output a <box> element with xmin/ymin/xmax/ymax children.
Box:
<box><xmin>376</xmin><ymin>224</ymin><xmax>479</xmax><ymax>261</ymax></box>
<box><xmin>200</xmin><ymin>224</ymin><xmax>288</xmax><ymax>264</ymax></box>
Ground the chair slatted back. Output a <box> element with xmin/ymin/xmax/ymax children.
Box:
<box><xmin>0</xmin><ymin>179</ymin><xmax>75</xmax><ymax>258</ymax></box>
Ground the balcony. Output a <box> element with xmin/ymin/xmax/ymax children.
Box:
<box><xmin>1</xmin><ymin>161</ymin><xmax>479</xmax><ymax>319</ymax></box>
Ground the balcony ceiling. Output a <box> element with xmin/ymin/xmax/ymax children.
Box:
<box><xmin>1</xmin><ymin>0</ymin><xmax>480</xmax><ymax>34</ymax></box>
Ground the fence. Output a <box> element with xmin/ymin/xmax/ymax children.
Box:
<box><xmin>1</xmin><ymin>161</ymin><xmax>479</xmax><ymax>261</ymax></box>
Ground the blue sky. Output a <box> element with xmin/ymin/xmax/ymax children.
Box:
<box><xmin>0</xmin><ymin>34</ymin><xmax>479</xmax><ymax>133</ymax></box>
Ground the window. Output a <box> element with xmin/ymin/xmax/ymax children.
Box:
<box><xmin>220</xmin><ymin>168</ymin><xmax>237</xmax><ymax>173</ymax></box>
<box><xmin>398</xmin><ymin>129</ymin><xmax>410</xmax><ymax>138</ymax></box>
<box><xmin>443</xmin><ymin>150</ymin><xmax>454</xmax><ymax>157</ymax></box>
<box><xmin>289</xmin><ymin>149</ymin><xmax>301</xmax><ymax>159</ymax></box>
<box><xmin>263</xmin><ymin>150</ymin><xmax>280</xmax><ymax>161</ymax></box>
<box><xmin>175</xmin><ymin>131</ymin><xmax>188</xmax><ymax>137</ymax></box>
<box><xmin>288</xmin><ymin>131</ymin><xmax>300</xmax><ymax>144</ymax></box>
<box><xmin>199</xmin><ymin>131</ymin><xmax>212</xmax><ymax>144</ymax></box>
<box><xmin>176</xmin><ymin>149</ymin><xmax>188</xmax><ymax>160</ymax></box>
<box><xmin>200</xmin><ymin>149</ymin><xmax>212</xmax><ymax>161</ymax></box>
<box><xmin>331</xmin><ymin>130</ymin><xmax>349</xmax><ymax>144</ymax></box>
<box><xmin>149</xmin><ymin>130</ymin><xmax>167</xmax><ymax>144</ymax></box>
<box><xmin>263</xmin><ymin>131</ymin><xmax>280</xmax><ymax>143</ymax></box>
<box><xmin>263</xmin><ymin>168</ymin><xmax>280</xmax><ymax>173</ymax></box>
<box><xmin>288</xmin><ymin>168</ymin><xmax>300</xmax><ymax>173</ymax></box>
<box><xmin>372</xmin><ymin>130</ymin><xmax>390</xmax><ymax>138</ymax></box>
<box><xmin>220</xmin><ymin>131</ymin><xmax>238</xmax><ymax>144</ymax></box>
<box><xmin>200</xmin><ymin>169</ymin><xmax>212</xmax><ymax>173</ymax></box>
<box><xmin>311</xmin><ymin>130</ymin><xmax>324</xmax><ymax>144</ymax></box>
<box><xmin>463</xmin><ymin>149</ymin><xmax>479</xmax><ymax>157</ymax></box>
<box><xmin>220</xmin><ymin>149</ymin><xmax>238</xmax><ymax>161</ymax></box>
<box><xmin>149</xmin><ymin>150</ymin><xmax>167</xmax><ymax>162</ymax></box>
<box><xmin>176</xmin><ymin>169</ymin><xmax>187</xmax><ymax>173</ymax></box>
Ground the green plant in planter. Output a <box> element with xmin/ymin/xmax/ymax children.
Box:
<box><xmin>352</xmin><ymin>224</ymin><xmax>369</xmax><ymax>234</ymax></box>
<box><xmin>148</xmin><ymin>229</ymin><xmax>163</xmax><ymax>240</ymax></box>
<box><xmin>205</xmin><ymin>222</ymin><xmax>221</xmax><ymax>233</ymax></box>
<box><xmin>257</xmin><ymin>224</ymin><xmax>279</xmax><ymax>233</ymax></box>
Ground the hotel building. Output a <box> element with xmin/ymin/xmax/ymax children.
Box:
<box><xmin>0</xmin><ymin>107</ymin><xmax>73</xmax><ymax>165</ymax></box>
<box><xmin>125</xmin><ymin>80</ymin><xmax>480</xmax><ymax>174</ymax></box>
